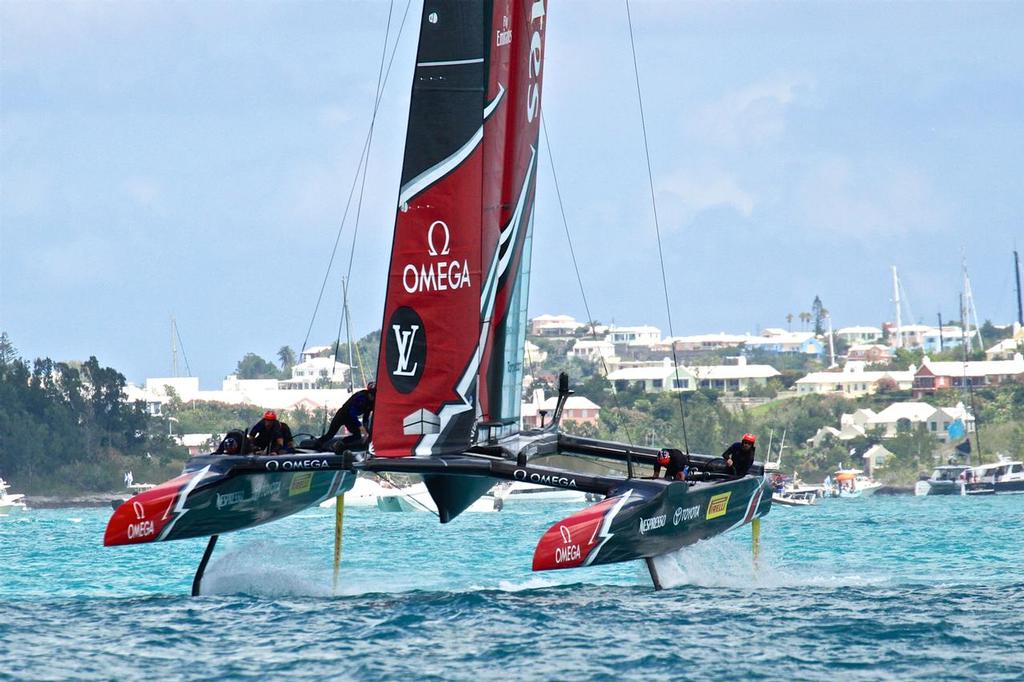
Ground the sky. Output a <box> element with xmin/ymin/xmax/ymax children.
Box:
<box><xmin>2</xmin><ymin>0</ymin><xmax>1023</xmax><ymax>387</ymax></box>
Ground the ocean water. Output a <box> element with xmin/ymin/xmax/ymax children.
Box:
<box><xmin>2</xmin><ymin>495</ymin><xmax>1023</xmax><ymax>681</ymax></box>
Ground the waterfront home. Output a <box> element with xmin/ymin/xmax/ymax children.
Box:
<box><xmin>529</xmin><ymin>314</ymin><xmax>581</xmax><ymax>337</ymax></box>
<box><xmin>912</xmin><ymin>354</ymin><xmax>1024</xmax><ymax>398</ymax></box>
<box><xmin>795</xmin><ymin>362</ymin><xmax>914</xmax><ymax>397</ymax></box>
<box><xmin>607</xmin><ymin>359</ymin><xmax>696</xmax><ymax>393</ymax></box>
<box><xmin>689</xmin><ymin>358</ymin><xmax>780</xmax><ymax>393</ymax></box>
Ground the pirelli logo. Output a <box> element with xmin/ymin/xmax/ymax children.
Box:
<box><xmin>289</xmin><ymin>471</ymin><xmax>313</xmax><ymax>497</ymax></box>
<box><xmin>706</xmin><ymin>492</ymin><xmax>731</xmax><ymax>520</ymax></box>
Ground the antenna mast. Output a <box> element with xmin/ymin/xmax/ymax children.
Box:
<box><xmin>892</xmin><ymin>266</ymin><xmax>902</xmax><ymax>349</ymax></box>
<box><xmin>1014</xmin><ymin>250</ymin><xmax>1023</xmax><ymax>326</ymax></box>
<box><xmin>171</xmin><ymin>316</ymin><xmax>179</xmax><ymax>377</ymax></box>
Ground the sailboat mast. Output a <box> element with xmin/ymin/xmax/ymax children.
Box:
<box><xmin>171</xmin><ymin>316</ymin><xmax>179</xmax><ymax>377</ymax></box>
<box><xmin>1014</xmin><ymin>250</ymin><xmax>1023</xmax><ymax>325</ymax></box>
<box><xmin>827</xmin><ymin>315</ymin><xmax>836</xmax><ymax>367</ymax></box>
<box><xmin>343</xmin><ymin>277</ymin><xmax>355</xmax><ymax>391</ymax></box>
<box><xmin>892</xmin><ymin>266</ymin><xmax>902</xmax><ymax>349</ymax></box>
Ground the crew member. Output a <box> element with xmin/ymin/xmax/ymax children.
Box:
<box><xmin>721</xmin><ymin>433</ymin><xmax>756</xmax><ymax>477</ymax></box>
<box><xmin>314</xmin><ymin>381</ymin><xmax>376</xmax><ymax>448</ymax></box>
<box><xmin>652</xmin><ymin>448</ymin><xmax>689</xmax><ymax>481</ymax></box>
<box><xmin>248</xmin><ymin>411</ymin><xmax>294</xmax><ymax>454</ymax></box>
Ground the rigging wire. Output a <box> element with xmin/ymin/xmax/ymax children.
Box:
<box><xmin>300</xmin><ymin>0</ymin><xmax>412</xmax><ymax>359</ymax></box>
<box><xmin>540</xmin><ymin>116</ymin><xmax>634</xmax><ymax>448</ymax></box>
<box><xmin>174</xmin><ymin>321</ymin><xmax>193</xmax><ymax>377</ymax></box>
<box><xmin>625</xmin><ymin>0</ymin><xmax>690</xmax><ymax>453</ymax></box>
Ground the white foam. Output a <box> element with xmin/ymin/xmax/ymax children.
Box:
<box><xmin>648</xmin><ymin>536</ymin><xmax>890</xmax><ymax>591</ymax></box>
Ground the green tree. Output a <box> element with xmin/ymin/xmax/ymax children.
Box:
<box><xmin>812</xmin><ymin>296</ymin><xmax>826</xmax><ymax>335</ymax></box>
<box><xmin>235</xmin><ymin>353</ymin><xmax>282</xmax><ymax>379</ymax></box>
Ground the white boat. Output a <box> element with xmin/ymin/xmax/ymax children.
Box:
<box><xmin>0</xmin><ymin>477</ymin><xmax>27</xmax><ymax>515</ymax></box>
<box><xmin>771</xmin><ymin>491</ymin><xmax>815</xmax><ymax>507</ymax></box>
<box><xmin>914</xmin><ymin>465</ymin><xmax>970</xmax><ymax>496</ymax></box>
<box><xmin>494</xmin><ymin>481</ymin><xmax>588</xmax><ymax>505</ymax></box>
<box><xmin>377</xmin><ymin>483</ymin><xmax>503</xmax><ymax>513</ymax></box>
<box><xmin>964</xmin><ymin>457</ymin><xmax>1024</xmax><ymax>495</ymax></box>
<box><xmin>319</xmin><ymin>474</ymin><xmax>398</xmax><ymax>508</ymax></box>
<box><xmin>825</xmin><ymin>469</ymin><xmax>883</xmax><ymax>498</ymax></box>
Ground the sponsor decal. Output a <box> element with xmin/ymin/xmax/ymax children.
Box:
<box><xmin>289</xmin><ymin>472</ymin><xmax>313</xmax><ymax>497</ymax></box>
<box><xmin>385</xmin><ymin>306</ymin><xmax>426</xmax><ymax>393</ymax></box>
<box><xmin>496</xmin><ymin>15</ymin><xmax>512</xmax><ymax>47</ymax></box>
<box><xmin>264</xmin><ymin>459</ymin><xmax>331</xmax><ymax>472</ymax></box>
<box><xmin>513</xmin><ymin>468</ymin><xmax>578</xmax><ymax>488</ymax></box>
<box><xmin>639</xmin><ymin>514</ymin><xmax>667</xmax><ymax>535</ymax></box>
<box><xmin>526</xmin><ymin>0</ymin><xmax>546</xmax><ymax>122</ymax></box>
<box><xmin>554</xmin><ymin>525</ymin><xmax>582</xmax><ymax>565</ymax></box>
<box><xmin>216</xmin><ymin>481</ymin><xmax>282</xmax><ymax>509</ymax></box>
<box><xmin>706</xmin><ymin>492</ymin><xmax>731</xmax><ymax>520</ymax></box>
<box><xmin>401</xmin><ymin>221</ymin><xmax>471</xmax><ymax>294</ymax></box>
<box><xmin>673</xmin><ymin>504</ymin><xmax>701</xmax><ymax>526</ymax></box>
<box><xmin>132</xmin><ymin>501</ymin><xmax>145</xmax><ymax>520</ymax></box>
<box><xmin>127</xmin><ymin>520</ymin><xmax>155</xmax><ymax>540</ymax></box>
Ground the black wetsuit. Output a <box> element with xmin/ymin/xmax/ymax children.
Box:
<box><xmin>249</xmin><ymin>419</ymin><xmax>294</xmax><ymax>454</ymax></box>
<box><xmin>653</xmin><ymin>449</ymin><xmax>689</xmax><ymax>481</ymax></box>
<box><xmin>721</xmin><ymin>442</ymin><xmax>755</xmax><ymax>477</ymax></box>
<box><xmin>320</xmin><ymin>389</ymin><xmax>375</xmax><ymax>445</ymax></box>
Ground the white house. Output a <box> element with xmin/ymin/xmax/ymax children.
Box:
<box><xmin>530</xmin><ymin>314</ymin><xmax>581</xmax><ymax>337</ymax></box>
<box><xmin>524</xmin><ymin>339</ymin><xmax>548</xmax><ymax>365</ymax></box>
<box><xmin>607</xmin><ymin>359</ymin><xmax>696</xmax><ymax>393</ymax></box>
<box><xmin>795</xmin><ymin>362</ymin><xmax>914</xmax><ymax>397</ymax></box>
<box><xmin>605</xmin><ymin>325</ymin><xmax>662</xmax><ymax>347</ymax></box>
<box><xmin>835</xmin><ymin>326</ymin><xmax>883</xmax><ymax>344</ymax></box>
<box><xmin>689</xmin><ymin>358</ymin><xmax>780</xmax><ymax>393</ymax></box>
<box><xmin>567</xmin><ymin>339</ymin><xmax>616</xmax><ymax>361</ymax></box>
<box><xmin>279</xmin><ymin>356</ymin><xmax>351</xmax><ymax>390</ymax></box>
<box><xmin>663</xmin><ymin>333</ymin><xmax>751</xmax><ymax>352</ymax></box>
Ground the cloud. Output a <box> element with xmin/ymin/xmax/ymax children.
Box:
<box><xmin>686</xmin><ymin>76</ymin><xmax>812</xmax><ymax>148</ymax></box>
<box><xmin>657</xmin><ymin>168</ymin><xmax>755</xmax><ymax>227</ymax></box>
<box><xmin>795</xmin><ymin>157</ymin><xmax>949</xmax><ymax>237</ymax></box>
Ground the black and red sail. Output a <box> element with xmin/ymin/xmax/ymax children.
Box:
<box><xmin>374</xmin><ymin>0</ymin><xmax>547</xmax><ymax>458</ymax></box>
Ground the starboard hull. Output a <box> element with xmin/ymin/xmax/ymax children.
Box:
<box><xmin>533</xmin><ymin>475</ymin><xmax>770</xmax><ymax>571</ymax></box>
<box><xmin>104</xmin><ymin>454</ymin><xmax>353</xmax><ymax>546</ymax></box>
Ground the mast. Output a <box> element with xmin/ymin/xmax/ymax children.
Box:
<box><xmin>961</xmin><ymin>260</ymin><xmax>983</xmax><ymax>353</ymax></box>
<box><xmin>171</xmin><ymin>316</ymin><xmax>179</xmax><ymax>377</ymax></box>
<box><xmin>892</xmin><ymin>266</ymin><xmax>902</xmax><ymax>349</ymax></box>
<box><xmin>937</xmin><ymin>312</ymin><xmax>944</xmax><ymax>353</ymax></box>
<box><xmin>1015</xmin><ymin>250</ymin><xmax>1023</xmax><ymax>326</ymax></box>
<box><xmin>827</xmin><ymin>314</ymin><xmax>836</xmax><ymax>368</ymax></box>
<box><xmin>343</xmin><ymin>277</ymin><xmax>355</xmax><ymax>391</ymax></box>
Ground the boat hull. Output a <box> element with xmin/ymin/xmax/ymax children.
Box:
<box><xmin>915</xmin><ymin>480</ymin><xmax>965</xmax><ymax>496</ymax></box>
<box><xmin>105</xmin><ymin>454</ymin><xmax>353</xmax><ymax>546</ymax></box>
<box><xmin>533</xmin><ymin>475</ymin><xmax>770</xmax><ymax>571</ymax></box>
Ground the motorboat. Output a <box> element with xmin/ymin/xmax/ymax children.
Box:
<box><xmin>964</xmin><ymin>458</ymin><xmax>1024</xmax><ymax>495</ymax></box>
<box><xmin>0</xmin><ymin>477</ymin><xmax>27</xmax><ymax>515</ymax></box>
<box><xmin>376</xmin><ymin>483</ymin><xmax>503</xmax><ymax>513</ymax></box>
<box><xmin>914</xmin><ymin>465</ymin><xmax>970</xmax><ymax>496</ymax></box>
<box><xmin>320</xmin><ymin>474</ymin><xmax>398</xmax><ymax>508</ymax></box>
<box><xmin>768</xmin><ymin>473</ymin><xmax>817</xmax><ymax>506</ymax></box>
<box><xmin>824</xmin><ymin>469</ymin><xmax>883</xmax><ymax>498</ymax></box>
<box><xmin>494</xmin><ymin>481</ymin><xmax>588</xmax><ymax>505</ymax></box>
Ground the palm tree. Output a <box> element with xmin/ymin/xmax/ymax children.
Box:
<box><xmin>786</xmin><ymin>313</ymin><xmax>794</xmax><ymax>331</ymax></box>
<box><xmin>277</xmin><ymin>345</ymin><xmax>296</xmax><ymax>372</ymax></box>
<box><xmin>799</xmin><ymin>312</ymin><xmax>812</xmax><ymax>330</ymax></box>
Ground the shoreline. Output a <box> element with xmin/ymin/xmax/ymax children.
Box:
<box><xmin>24</xmin><ymin>493</ymin><xmax>126</xmax><ymax>509</ymax></box>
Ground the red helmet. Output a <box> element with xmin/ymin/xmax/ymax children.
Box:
<box><xmin>741</xmin><ymin>433</ymin><xmax>756</xmax><ymax>445</ymax></box>
<box><xmin>657</xmin><ymin>450</ymin><xmax>671</xmax><ymax>466</ymax></box>
<box><xmin>263</xmin><ymin>410</ymin><xmax>277</xmax><ymax>421</ymax></box>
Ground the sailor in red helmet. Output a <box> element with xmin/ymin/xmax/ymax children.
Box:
<box><xmin>721</xmin><ymin>433</ymin><xmax>757</xmax><ymax>477</ymax></box>
<box><xmin>248</xmin><ymin>410</ymin><xmax>294</xmax><ymax>455</ymax></box>
<box><xmin>652</xmin><ymin>448</ymin><xmax>689</xmax><ymax>481</ymax></box>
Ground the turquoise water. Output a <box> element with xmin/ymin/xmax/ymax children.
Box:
<box><xmin>2</xmin><ymin>495</ymin><xmax>1023</xmax><ymax>680</ymax></box>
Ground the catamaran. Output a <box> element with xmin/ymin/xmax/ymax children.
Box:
<box><xmin>104</xmin><ymin>0</ymin><xmax>771</xmax><ymax>593</ymax></box>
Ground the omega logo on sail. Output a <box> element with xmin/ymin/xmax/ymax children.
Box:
<box><xmin>402</xmin><ymin>220</ymin><xmax>471</xmax><ymax>294</ymax></box>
